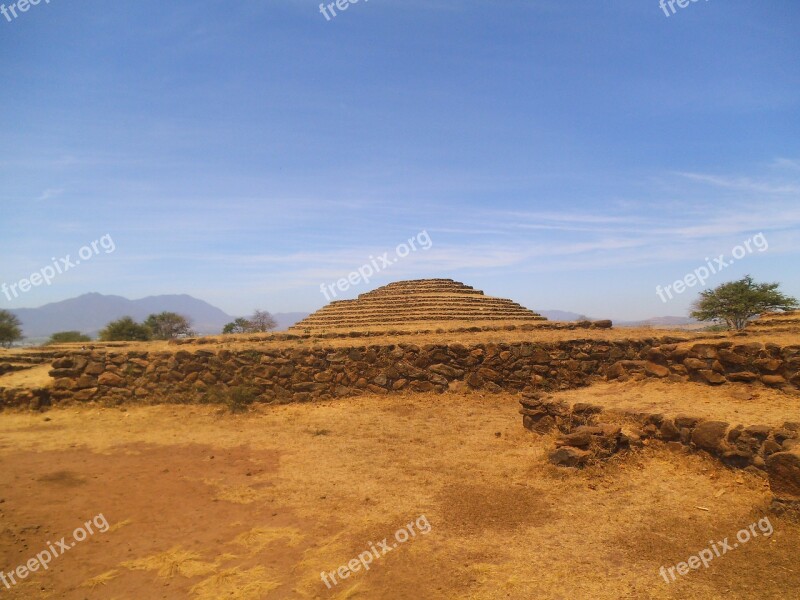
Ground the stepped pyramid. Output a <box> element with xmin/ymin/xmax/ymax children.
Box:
<box><xmin>292</xmin><ymin>278</ymin><xmax>546</xmax><ymax>333</ymax></box>
<box><xmin>748</xmin><ymin>310</ymin><xmax>800</xmax><ymax>333</ymax></box>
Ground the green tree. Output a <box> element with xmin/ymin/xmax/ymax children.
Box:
<box><xmin>144</xmin><ymin>312</ymin><xmax>195</xmax><ymax>340</ymax></box>
<box><xmin>0</xmin><ymin>310</ymin><xmax>23</xmax><ymax>348</ymax></box>
<box><xmin>222</xmin><ymin>317</ymin><xmax>252</xmax><ymax>334</ymax></box>
<box><xmin>98</xmin><ymin>316</ymin><xmax>152</xmax><ymax>341</ymax></box>
<box><xmin>47</xmin><ymin>331</ymin><xmax>91</xmax><ymax>344</ymax></box>
<box><xmin>690</xmin><ymin>275</ymin><xmax>798</xmax><ymax>331</ymax></box>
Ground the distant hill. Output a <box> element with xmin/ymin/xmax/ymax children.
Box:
<box><xmin>616</xmin><ymin>316</ymin><xmax>699</xmax><ymax>328</ymax></box>
<box><xmin>9</xmin><ymin>294</ymin><xmax>310</xmax><ymax>339</ymax></box>
<box><xmin>536</xmin><ymin>309</ymin><xmax>589</xmax><ymax>322</ymax></box>
<box><xmin>537</xmin><ymin>310</ymin><xmax>697</xmax><ymax>328</ymax></box>
<box><xmin>272</xmin><ymin>312</ymin><xmax>309</xmax><ymax>330</ymax></box>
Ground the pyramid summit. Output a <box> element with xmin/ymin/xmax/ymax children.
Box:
<box><xmin>292</xmin><ymin>278</ymin><xmax>546</xmax><ymax>333</ymax></box>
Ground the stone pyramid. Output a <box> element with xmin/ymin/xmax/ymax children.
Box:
<box><xmin>748</xmin><ymin>310</ymin><xmax>800</xmax><ymax>333</ymax></box>
<box><xmin>292</xmin><ymin>278</ymin><xmax>546</xmax><ymax>333</ymax></box>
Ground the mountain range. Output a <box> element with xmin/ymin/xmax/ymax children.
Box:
<box><xmin>9</xmin><ymin>293</ymin><xmax>307</xmax><ymax>339</ymax></box>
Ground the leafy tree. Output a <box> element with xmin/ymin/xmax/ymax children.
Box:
<box><xmin>98</xmin><ymin>316</ymin><xmax>152</xmax><ymax>341</ymax></box>
<box><xmin>248</xmin><ymin>310</ymin><xmax>277</xmax><ymax>332</ymax></box>
<box><xmin>690</xmin><ymin>275</ymin><xmax>798</xmax><ymax>331</ymax></box>
<box><xmin>222</xmin><ymin>311</ymin><xmax>277</xmax><ymax>335</ymax></box>
<box><xmin>47</xmin><ymin>331</ymin><xmax>91</xmax><ymax>344</ymax></box>
<box><xmin>0</xmin><ymin>310</ymin><xmax>23</xmax><ymax>348</ymax></box>
<box><xmin>144</xmin><ymin>312</ymin><xmax>195</xmax><ymax>340</ymax></box>
<box><xmin>222</xmin><ymin>318</ymin><xmax>252</xmax><ymax>335</ymax></box>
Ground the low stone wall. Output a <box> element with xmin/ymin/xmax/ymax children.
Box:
<box><xmin>0</xmin><ymin>386</ymin><xmax>51</xmax><ymax>410</ymax></box>
<box><xmin>33</xmin><ymin>339</ymin><xmax>800</xmax><ymax>408</ymax></box>
<box><xmin>606</xmin><ymin>341</ymin><xmax>800</xmax><ymax>391</ymax></box>
<box><xmin>520</xmin><ymin>393</ymin><xmax>800</xmax><ymax>505</ymax></box>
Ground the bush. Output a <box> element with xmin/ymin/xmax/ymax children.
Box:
<box><xmin>47</xmin><ymin>331</ymin><xmax>91</xmax><ymax>344</ymax></box>
<box><xmin>201</xmin><ymin>385</ymin><xmax>259</xmax><ymax>413</ymax></box>
<box><xmin>144</xmin><ymin>312</ymin><xmax>195</xmax><ymax>339</ymax></box>
<box><xmin>98</xmin><ymin>317</ymin><xmax>152</xmax><ymax>341</ymax></box>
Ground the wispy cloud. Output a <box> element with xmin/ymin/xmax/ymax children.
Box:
<box><xmin>677</xmin><ymin>172</ymin><xmax>800</xmax><ymax>195</ymax></box>
<box><xmin>771</xmin><ymin>158</ymin><xmax>800</xmax><ymax>171</ymax></box>
<box><xmin>36</xmin><ymin>188</ymin><xmax>64</xmax><ymax>202</ymax></box>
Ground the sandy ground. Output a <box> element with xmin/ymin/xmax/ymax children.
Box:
<box><xmin>0</xmin><ymin>390</ymin><xmax>798</xmax><ymax>599</ymax></box>
<box><xmin>0</xmin><ymin>365</ymin><xmax>53</xmax><ymax>390</ymax></box>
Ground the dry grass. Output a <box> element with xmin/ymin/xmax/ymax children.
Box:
<box><xmin>122</xmin><ymin>547</ymin><xmax>220</xmax><ymax>578</ymax></box>
<box><xmin>0</xmin><ymin>387</ymin><xmax>798</xmax><ymax>598</ymax></box>
<box><xmin>555</xmin><ymin>379</ymin><xmax>800</xmax><ymax>427</ymax></box>
<box><xmin>190</xmin><ymin>566</ymin><xmax>281</xmax><ymax>600</ymax></box>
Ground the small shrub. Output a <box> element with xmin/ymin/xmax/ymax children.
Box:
<box><xmin>200</xmin><ymin>385</ymin><xmax>259</xmax><ymax>413</ymax></box>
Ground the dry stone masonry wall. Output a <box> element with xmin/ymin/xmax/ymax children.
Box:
<box><xmin>35</xmin><ymin>339</ymin><xmax>800</xmax><ymax>409</ymax></box>
<box><xmin>520</xmin><ymin>391</ymin><xmax>800</xmax><ymax>512</ymax></box>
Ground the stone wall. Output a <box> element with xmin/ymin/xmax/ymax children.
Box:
<box><xmin>0</xmin><ymin>386</ymin><xmax>51</xmax><ymax>410</ymax></box>
<box><xmin>520</xmin><ymin>392</ymin><xmax>800</xmax><ymax>508</ymax></box>
<box><xmin>37</xmin><ymin>339</ymin><xmax>800</xmax><ymax>408</ymax></box>
<box><xmin>606</xmin><ymin>341</ymin><xmax>800</xmax><ymax>390</ymax></box>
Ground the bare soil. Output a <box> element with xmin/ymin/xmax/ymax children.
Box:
<box><xmin>1</xmin><ymin>389</ymin><xmax>798</xmax><ymax>599</ymax></box>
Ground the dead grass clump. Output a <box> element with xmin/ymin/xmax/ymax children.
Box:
<box><xmin>80</xmin><ymin>569</ymin><xmax>119</xmax><ymax>588</ymax></box>
<box><xmin>200</xmin><ymin>385</ymin><xmax>259</xmax><ymax>413</ymax></box>
<box><xmin>189</xmin><ymin>566</ymin><xmax>281</xmax><ymax>600</ymax></box>
<box><xmin>122</xmin><ymin>547</ymin><xmax>219</xmax><ymax>578</ymax></box>
<box><xmin>232</xmin><ymin>526</ymin><xmax>305</xmax><ymax>554</ymax></box>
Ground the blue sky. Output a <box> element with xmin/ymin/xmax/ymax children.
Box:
<box><xmin>1</xmin><ymin>0</ymin><xmax>799</xmax><ymax>320</ymax></box>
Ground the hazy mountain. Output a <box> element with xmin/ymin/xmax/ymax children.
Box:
<box><xmin>9</xmin><ymin>293</ymin><xmax>234</xmax><ymax>338</ymax></box>
<box><xmin>537</xmin><ymin>310</ymin><xmax>696</xmax><ymax>327</ymax></box>
<box><xmin>272</xmin><ymin>312</ymin><xmax>309</xmax><ymax>330</ymax></box>
<box><xmin>616</xmin><ymin>316</ymin><xmax>699</xmax><ymax>328</ymax></box>
<box><xmin>9</xmin><ymin>294</ymin><xmax>309</xmax><ymax>339</ymax></box>
<box><xmin>536</xmin><ymin>309</ymin><xmax>590</xmax><ymax>322</ymax></box>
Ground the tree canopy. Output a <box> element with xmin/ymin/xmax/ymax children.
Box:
<box><xmin>47</xmin><ymin>331</ymin><xmax>91</xmax><ymax>344</ymax></box>
<box><xmin>0</xmin><ymin>310</ymin><xmax>23</xmax><ymax>348</ymax></box>
<box><xmin>690</xmin><ymin>275</ymin><xmax>798</xmax><ymax>331</ymax></box>
<box><xmin>144</xmin><ymin>312</ymin><xmax>195</xmax><ymax>339</ymax></box>
<box><xmin>248</xmin><ymin>309</ymin><xmax>277</xmax><ymax>332</ymax></box>
<box><xmin>98</xmin><ymin>316</ymin><xmax>152</xmax><ymax>341</ymax></box>
<box><xmin>222</xmin><ymin>311</ymin><xmax>277</xmax><ymax>334</ymax></box>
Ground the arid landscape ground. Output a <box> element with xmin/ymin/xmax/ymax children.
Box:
<box><xmin>0</xmin><ymin>283</ymin><xmax>799</xmax><ymax>599</ymax></box>
<box><xmin>0</xmin><ymin>384</ymin><xmax>798</xmax><ymax>599</ymax></box>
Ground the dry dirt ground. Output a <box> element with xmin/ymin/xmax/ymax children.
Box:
<box><xmin>1</xmin><ymin>384</ymin><xmax>799</xmax><ymax>599</ymax></box>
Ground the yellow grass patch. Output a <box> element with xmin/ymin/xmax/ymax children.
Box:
<box><xmin>108</xmin><ymin>518</ymin><xmax>132</xmax><ymax>532</ymax></box>
<box><xmin>80</xmin><ymin>569</ymin><xmax>119</xmax><ymax>588</ymax></box>
<box><xmin>190</xmin><ymin>566</ymin><xmax>281</xmax><ymax>600</ymax></box>
<box><xmin>233</xmin><ymin>526</ymin><xmax>305</xmax><ymax>554</ymax></box>
<box><xmin>122</xmin><ymin>547</ymin><xmax>219</xmax><ymax>578</ymax></box>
